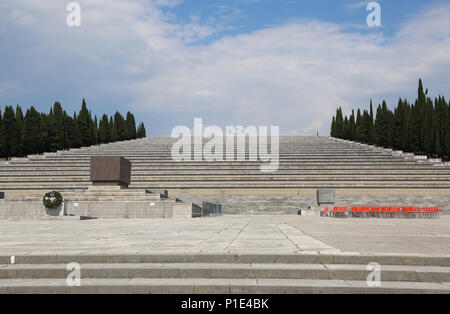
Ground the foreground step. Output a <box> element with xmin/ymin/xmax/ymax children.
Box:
<box><xmin>1</xmin><ymin>263</ymin><xmax>450</xmax><ymax>282</ymax></box>
<box><xmin>2</xmin><ymin>254</ymin><xmax>450</xmax><ymax>266</ymax></box>
<box><xmin>0</xmin><ymin>278</ymin><xmax>449</xmax><ymax>294</ymax></box>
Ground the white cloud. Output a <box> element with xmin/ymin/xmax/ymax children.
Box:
<box><xmin>345</xmin><ymin>1</ymin><xmax>370</xmax><ymax>10</ymax></box>
<box><xmin>0</xmin><ymin>0</ymin><xmax>450</xmax><ymax>135</ymax></box>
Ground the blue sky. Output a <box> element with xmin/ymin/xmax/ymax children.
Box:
<box><xmin>165</xmin><ymin>0</ymin><xmax>428</xmax><ymax>40</ymax></box>
<box><xmin>1</xmin><ymin>0</ymin><xmax>450</xmax><ymax>136</ymax></box>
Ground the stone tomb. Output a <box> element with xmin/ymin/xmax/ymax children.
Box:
<box><xmin>90</xmin><ymin>156</ymin><xmax>131</xmax><ymax>188</ymax></box>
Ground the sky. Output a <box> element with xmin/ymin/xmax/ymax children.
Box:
<box><xmin>1</xmin><ymin>0</ymin><xmax>450</xmax><ymax>136</ymax></box>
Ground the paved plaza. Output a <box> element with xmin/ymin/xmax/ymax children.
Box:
<box><xmin>279</xmin><ymin>215</ymin><xmax>450</xmax><ymax>255</ymax></box>
<box><xmin>1</xmin><ymin>215</ymin><xmax>449</xmax><ymax>256</ymax></box>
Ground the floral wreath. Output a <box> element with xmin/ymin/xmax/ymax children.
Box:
<box><xmin>43</xmin><ymin>191</ymin><xmax>63</xmax><ymax>209</ymax></box>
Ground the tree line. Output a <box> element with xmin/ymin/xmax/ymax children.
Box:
<box><xmin>0</xmin><ymin>99</ymin><xmax>146</xmax><ymax>158</ymax></box>
<box><xmin>330</xmin><ymin>79</ymin><xmax>450</xmax><ymax>160</ymax></box>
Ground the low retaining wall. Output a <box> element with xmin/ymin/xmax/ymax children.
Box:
<box><xmin>0</xmin><ymin>201</ymin><xmax>44</xmax><ymax>219</ymax></box>
<box><xmin>0</xmin><ymin>200</ymin><xmax>202</xmax><ymax>219</ymax></box>
<box><xmin>174</xmin><ymin>193</ymin><xmax>450</xmax><ymax>215</ymax></box>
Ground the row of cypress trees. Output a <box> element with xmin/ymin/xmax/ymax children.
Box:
<box><xmin>0</xmin><ymin>99</ymin><xmax>146</xmax><ymax>158</ymax></box>
<box><xmin>330</xmin><ymin>79</ymin><xmax>450</xmax><ymax>160</ymax></box>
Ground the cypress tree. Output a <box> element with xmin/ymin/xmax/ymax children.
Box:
<box><xmin>15</xmin><ymin>105</ymin><xmax>25</xmax><ymax>156</ymax></box>
<box><xmin>125</xmin><ymin>111</ymin><xmax>137</xmax><ymax>140</ymax></box>
<box><xmin>402</xmin><ymin>99</ymin><xmax>411</xmax><ymax>152</ymax></box>
<box><xmin>52</xmin><ymin>102</ymin><xmax>65</xmax><ymax>150</ymax></box>
<box><xmin>446</xmin><ymin>100</ymin><xmax>450</xmax><ymax>158</ymax></box>
<box><xmin>23</xmin><ymin>107</ymin><xmax>42</xmax><ymax>155</ymax></box>
<box><xmin>361</xmin><ymin>110</ymin><xmax>370</xmax><ymax>143</ymax></box>
<box><xmin>78</xmin><ymin>99</ymin><xmax>91</xmax><ymax>146</ymax></box>
<box><xmin>39</xmin><ymin>113</ymin><xmax>49</xmax><ymax>153</ymax></box>
<box><xmin>374</xmin><ymin>104</ymin><xmax>383</xmax><ymax>146</ymax></box>
<box><xmin>330</xmin><ymin>117</ymin><xmax>336</xmax><ymax>137</ymax></box>
<box><xmin>62</xmin><ymin>111</ymin><xmax>70</xmax><ymax>149</ymax></box>
<box><xmin>440</xmin><ymin>97</ymin><xmax>449</xmax><ymax>158</ymax></box>
<box><xmin>3</xmin><ymin>106</ymin><xmax>20</xmax><ymax>157</ymax></box>
<box><xmin>0</xmin><ymin>109</ymin><xmax>5</xmax><ymax>158</ymax></box>
<box><xmin>110</xmin><ymin>116</ymin><xmax>117</xmax><ymax>142</ymax></box>
<box><xmin>385</xmin><ymin>104</ymin><xmax>395</xmax><ymax>148</ymax></box>
<box><xmin>113</xmin><ymin>111</ymin><xmax>126</xmax><ymax>141</ymax></box>
<box><xmin>343</xmin><ymin>117</ymin><xmax>350</xmax><ymax>140</ymax></box>
<box><xmin>423</xmin><ymin>98</ymin><xmax>434</xmax><ymax>154</ymax></box>
<box><xmin>335</xmin><ymin>107</ymin><xmax>344</xmax><ymax>138</ymax></box>
<box><xmin>91</xmin><ymin>115</ymin><xmax>99</xmax><ymax>145</ymax></box>
<box><xmin>393</xmin><ymin>99</ymin><xmax>404</xmax><ymax>150</ymax></box>
<box><xmin>99</xmin><ymin>114</ymin><xmax>111</xmax><ymax>144</ymax></box>
<box><xmin>66</xmin><ymin>112</ymin><xmax>82</xmax><ymax>148</ymax></box>
<box><xmin>369</xmin><ymin>100</ymin><xmax>375</xmax><ymax>145</ymax></box>
<box><xmin>137</xmin><ymin>122</ymin><xmax>146</xmax><ymax>138</ymax></box>
<box><xmin>349</xmin><ymin>110</ymin><xmax>356</xmax><ymax>141</ymax></box>
<box><xmin>355</xmin><ymin>109</ymin><xmax>362</xmax><ymax>142</ymax></box>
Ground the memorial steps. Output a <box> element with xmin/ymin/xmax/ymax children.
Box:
<box><xmin>0</xmin><ymin>136</ymin><xmax>449</xmax><ymax>214</ymax></box>
<box><xmin>0</xmin><ymin>253</ymin><xmax>449</xmax><ymax>293</ymax></box>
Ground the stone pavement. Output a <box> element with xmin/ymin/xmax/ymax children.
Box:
<box><xmin>279</xmin><ymin>215</ymin><xmax>450</xmax><ymax>255</ymax></box>
<box><xmin>0</xmin><ymin>216</ymin><xmax>338</xmax><ymax>256</ymax></box>
<box><xmin>1</xmin><ymin>215</ymin><xmax>449</xmax><ymax>256</ymax></box>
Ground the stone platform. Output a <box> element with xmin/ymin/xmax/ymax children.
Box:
<box><xmin>0</xmin><ymin>186</ymin><xmax>202</xmax><ymax>220</ymax></box>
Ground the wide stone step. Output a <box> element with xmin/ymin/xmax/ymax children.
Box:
<box><xmin>2</xmin><ymin>177</ymin><xmax>450</xmax><ymax>183</ymax></box>
<box><xmin>2</xmin><ymin>254</ymin><xmax>449</xmax><ymax>266</ymax></box>
<box><xmin>133</xmin><ymin>183</ymin><xmax>450</xmax><ymax>189</ymax></box>
<box><xmin>0</xmin><ymin>278</ymin><xmax>449</xmax><ymax>294</ymax></box>
<box><xmin>1</xmin><ymin>263</ymin><xmax>450</xmax><ymax>282</ymax></box>
<box><xmin>25</xmin><ymin>155</ymin><xmax>402</xmax><ymax>159</ymax></box>
<box><xmin>1</xmin><ymin>171</ymin><xmax>449</xmax><ymax>177</ymax></box>
<box><xmin>27</xmin><ymin>156</ymin><xmax>407</xmax><ymax>161</ymax></box>
<box><xmin>0</xmin><ymin>162</ymin><xmax>445</xmax><ymax>172</ymax></box>
<box><xmin>2</xmin><ymin>183</ymin><xmax>450</xmax><ymax>190</ymax></box>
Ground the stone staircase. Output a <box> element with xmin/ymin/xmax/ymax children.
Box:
<box><xmin>1</xmin><ymin>253</ymin><xmax>449</xmax><ymax>293</ymax></box>
<box><xmin>1</xmin><ymin>136</ymin><xmax>449</xmax><ymax>214</ymax></box>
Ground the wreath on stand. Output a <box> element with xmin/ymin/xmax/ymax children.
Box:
<box><xmin>43</xmin><ymin>191</ymin><xmax>63</xmax><ymax>209</ymax></box>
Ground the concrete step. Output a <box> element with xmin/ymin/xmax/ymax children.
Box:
<box><xmin>2</xmin><ymin>183</ymin><xmax>450</xmax><ymax>190</ymax></box>
<box><xmin>0</xmin><ymin>277</ymin><xmax>449</xmax><ymax>294</ymax></box>
<box><xmin>2</xmin><ymin>177</ymin><xmax>450</xmax><ymax>182</ymax></box>
<box><xmin>17</xmin><ymin>163</ymin><xmax>425</xmax><ymax>169</ymax></box>
<box><xmin>1</xmin><ymin>170</ymin><xmax>449</xmax><ymax>176</ymax></box>
<box><xmin>24</xmin><ymin>157</ymin><xmax>410</xmax><ymax>162</ymax></box>
<box><xmin>2</xmin><ymin>254</ymin><xmax>449</xmax><ymax>266</ymax></box>
<box><xmin>1</xmin><ymin>253</ymin><xmax>450</xmax><ymax>293</ymax></box>
<box><xmin>1</xmin><ymin>263</ymin><xmax>450</xmax><ymax>282</ymax></box>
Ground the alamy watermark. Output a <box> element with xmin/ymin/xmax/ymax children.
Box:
<box><xmin>171</xmin><ymin>118</ymin><xmax>279</xmax><ymax>173</ymax></box>
<box><xmin>66</xmin><ymin>262</ymin><xmax>81</xmax><ymax>287</ymax></box>
<box><xmin>367</xmin><ymin>2</ymin><xmax>381</xmax><ymax>27</ymax></box>
<box><xmin>66</xmin><ymin>2</ymin><xmax>81</xmax><ymax>27</ymax></box>
<box><xmin>366</xmin><ymin>262</ymin><xmax>381</xmax><ymax>287</ymax></box>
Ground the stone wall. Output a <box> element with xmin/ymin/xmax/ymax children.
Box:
<box><xmin>0</xmin><ymin>200</ymin><xmax>201</xmax><ymax>219</ymax></box>
<box><xmin>175</xmin><ymin>193</ymin><xmax>450</xmax><ymax>215</ymax></box>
